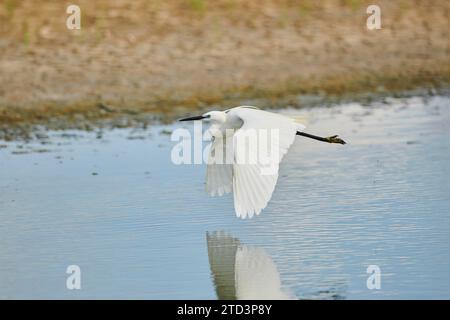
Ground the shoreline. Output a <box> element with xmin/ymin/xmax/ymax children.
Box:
<box><xmin>1</xmin><ymin>0</ymin><xmax>449</xmax><ymax>140</ymax></box>
<box><xmin>1</xmin><ymin>84</ymin><xmax>448</xmax><ymax>142</ymax></box>
<box><xmin>1</xmin><ymin>68</ymin><xmax>449</xmax><ymax>125</ymax></box>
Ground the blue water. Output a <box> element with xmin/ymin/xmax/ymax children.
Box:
<box><xmin>0</xmin><ymin>95</ymin><xmax>449</xmax><ymax>299</ymax></box>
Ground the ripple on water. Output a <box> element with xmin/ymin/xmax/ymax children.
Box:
<box><xmin>0</xmin><ymin>96</ymin><xmax>450</xmax><ymax>299</ymax></box>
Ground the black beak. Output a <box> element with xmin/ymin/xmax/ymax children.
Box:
<box><xmin>178</xmin><ymin>115</ymin><xmax>209</xmax><ymax>122</ymax></box>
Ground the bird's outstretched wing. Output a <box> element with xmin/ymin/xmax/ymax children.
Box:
<box><xmin>206</xmin><ymin>136</ymin><xmax>233</xmax><ymax>196</ymax></box>
<box><xmin>230</xmin><ymin>108</ymin><xmax>303</xmax><ymax>218</ymax></box>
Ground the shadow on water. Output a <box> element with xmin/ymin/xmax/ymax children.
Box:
<box><xmin>206</xmin><ymin>231</ymin><xmax>346</xmax><ymax>300</ymax></box>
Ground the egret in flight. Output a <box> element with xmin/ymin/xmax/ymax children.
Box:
<box><xmin>179</xmin><ymin>106</ymin><xmax>345</xmax><ymax>218</ymax></box>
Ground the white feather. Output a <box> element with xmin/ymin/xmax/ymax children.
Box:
<box><xmin>202</xmin><ymin>106</ymin><xmax>305</xmax><ymax>218</ymax></box>
<box><xmin>229</xmin><ymin>107</ymin><xmax>301</xmax><ymax>218</ymax></box>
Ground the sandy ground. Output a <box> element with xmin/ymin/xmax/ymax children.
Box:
<box><xmin>0</xmin><ymin>0</ymin><xmax>449</xmax><ymax>134</ymax></box>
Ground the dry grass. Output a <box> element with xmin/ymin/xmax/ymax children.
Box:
<box><xmin>0</xmin><ymin>0</ymin><xmax>449</xmax><ymax>125</ymax></box>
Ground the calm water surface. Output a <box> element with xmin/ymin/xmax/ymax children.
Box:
<box><xmin>1</xmin><ymin>96</ymin><xmax>449</xmax><ymax>299</ymax></box>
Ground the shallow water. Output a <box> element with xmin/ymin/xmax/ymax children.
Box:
<box><xmin>1</xmin><ymin>96</ymin><xmax>449</xmax><ymax>299</ymax></box>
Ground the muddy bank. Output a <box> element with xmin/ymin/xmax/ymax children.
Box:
<box><xmin>0</xmin><ymin>0</ymin><xmax>449</xmax><ymax>137</ymax></box>
<box><xmin>1</xmin><ymin>87</ymin><xmax>448</xmax><ymax>142</ymax></box>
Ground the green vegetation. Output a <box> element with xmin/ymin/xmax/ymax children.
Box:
<box><xmin>22</xmin><ymin>22</ymin><xmax>29</xmax><ymax>46</ymax></box>
<box><xmin>4</xmin><ymin>0</ymin><xmax>17</xmax><ymax>18</ymax></box>
<box><xmin>343</xmin><ymin>0</ymin><xmax>363</xmax><ymax>10</ymax></box>
<box><xmin>188</xmin><ymin>0</ymin><xmax>205</xmax><ymax>12</ymax></box>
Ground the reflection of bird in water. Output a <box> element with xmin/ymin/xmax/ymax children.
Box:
<box><xmin>234</xmin><ymin>246</ymin><xmax>294</xmax><ymax>300</ymax></box>
<box><xmin>206</xmin><ymin>231</ymin><xmax>347</xmax><ymax>300</ymax></box>
<box><xmin>206</xmin><ymin>231</ymin><xmax>294</xmax><ymax>300</ymax></box>
<box><xmin>206</xmin><ymin>231</ymin><xmax>240</xmax><ymax>300</ymax></box>
<box><xmin>180</xmin><ymin>107</ymin><xmax>346</xmax><ymax>218</ymax></box>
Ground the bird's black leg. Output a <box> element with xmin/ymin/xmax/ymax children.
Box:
<box><xmin>296</xmin><ymin>131</ymin><xmax>346</xmax><ymax>144</ymax></box>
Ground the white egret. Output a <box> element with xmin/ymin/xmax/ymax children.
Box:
<box><xmin>179</xmin><ymin>106</ymin><xmax>345</xmax><ymax>218</ymax></box>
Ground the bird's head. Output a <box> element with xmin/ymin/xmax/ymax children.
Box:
<box><xmin>179</xmin><ymin>110</ymin><xmax>226</xmax><ymax>124</ymax></box>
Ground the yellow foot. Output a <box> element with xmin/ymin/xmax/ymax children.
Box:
<box><xmin>325</xmin><ymin>135</ymin><xmax>346</xmax><ymax>144</ymax></box>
